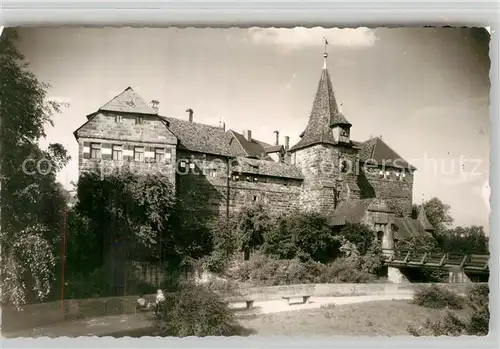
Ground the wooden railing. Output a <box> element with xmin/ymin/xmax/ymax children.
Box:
<box><xmin>385</xmin><ymin>250</ymin><xmax>489</xmax><ymax>272</ymax></box>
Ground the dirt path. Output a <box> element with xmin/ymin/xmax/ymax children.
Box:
<box><xmin>3</xmin><ymin>293</ymin><xmax>415</xmax><ymax>338</ymax></box>
<box><xmin>231</xmin><ymin>292</ymin><xmax>414</xmax><ymax>315</ymax></box>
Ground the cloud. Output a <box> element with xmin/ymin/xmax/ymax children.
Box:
<box><xmin>441</xmin><ymin>174</ymin><xmax>485</xmax><ymax>187</ymax></box>
<box><xmin>248</xmin><ymin>27</ymin><xmax>377</xmax><ymax>50</ymax></box>
<box><xmin>281</xmin><ymin>72</ymin><xmax>296</xmax><ymax>91</ymax></box>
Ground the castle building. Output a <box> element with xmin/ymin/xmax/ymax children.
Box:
<box><xmin>74</xmin><ymin>51</ymin><xmax>433</xmax><ymax>256</ymax></box>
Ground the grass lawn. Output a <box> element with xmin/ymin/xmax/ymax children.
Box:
<box><xmin>237</xmin><ymin>300</ymin><xmax>469</xmax><ymax>336</ymax></box>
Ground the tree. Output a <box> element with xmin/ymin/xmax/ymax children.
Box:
<box><xmin>203</xmin><ymin>215</ymin><xmax>238</xmax><ymax>273</ymax></box>
<box><xmin>394</xmin><ymin>231</ymin><xmax>440</xmax><ymax>254</ymax></box>
<box><xmin>338</xmin><ymin>223</ymin><xmax>375</xmax><ymax>255</ymax></box>
<box><xmin>263</xmin><ymin>210</ymin><xmax>339</xmax><ymax>263</ymax></box>
<box><xmin>235</xmin><ymin>204</ymin><xmax>271</xmax><ymax>260</ymax></box>
<box><xmin>71</xmin><ymin>168</ymin><xmax>213</xmax><ymax>295</ymax></box>
<box><xmin>0</xmin><ymin>29</ymin><xmax>70</xmax><ymax>307</ymax></box>
<box><xmin>437</xmin><ymin>225</ymin><xmax>489</xmax><ymax>255</ymax></box>
<box><xmin>412</xmin><ymin>197</ymin><xmax>453</xmax><ymax>232</ymax></box>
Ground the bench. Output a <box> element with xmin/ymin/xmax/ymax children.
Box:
<box><xmin>226</xmin><ymin>298</ymin><xmax>255</xmax><ymax>310</ymax></box>
<box><xmin>282</xmin><ymin>295</ymin><xmax>311</xmax><ymax>305</ymax></box>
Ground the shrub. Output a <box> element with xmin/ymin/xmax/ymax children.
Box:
<box><xmin>339</xmin><ymin>223</ymin><xmax>376</xmax><ymax>255</ymax></box>
<box><xmin>226</xmin><ymin>253</ymin><xmax>377</xmax><ymax>286</ymax></box>
<box><xmin>412</xmin><ymin>285</ymin><xmax>465</xmax><ymax>310</ymax></box>
<box><xmin>318</xmin><ymin>258</ymin><xmax>377</xmax><ymax>283</ymax></box>
<box><xmin>204</xmin><ymin>215</ymin><xmax>239</xmax><ymax>274</ymax></box>
<box><xmin>263</xmin><ymin>210</ymin><xmax>340</xmax><ymax>263</ymax></box>
<box><xmin>408</xmin><ymin>310</ymin><xmax>468</xmax><ymax>336</ymax></box>
<box><xmin>154</xmin><ymin>283</ymin><xmax>241</xmax><ymax>337</ymax></box>
<box><xmin>409</xmin><ymin>284</ymin><xmax>490</xmax><ymax>336</ymax></box>
<box><xmin>465</xmin><ymin>284</ymin><xmax>489</xmax><ymax>336</ymax></box>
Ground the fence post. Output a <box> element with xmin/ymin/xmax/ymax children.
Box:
<box><xmin>439</xmin><ymin>253</ymin><xmax>447</xmax><ymax>266</ymax></box>
<box><xmin>420</xmin><ymin>252</ymin><xmax>427</xmax><ymax>264</ymax></box>
<box><xmin>459</xmin><ymin>255</ymin><xmax>468</xmax><ymax>269</ymax></box>
<box><xmin>483</xmin><ymin>257</ymin><xmax>489</xmax><ymax>270</ymax></box>
<box><xmin>403</xmin><ymin>251</ymin><xmax>411</xmax><ymax>263</ymax></box>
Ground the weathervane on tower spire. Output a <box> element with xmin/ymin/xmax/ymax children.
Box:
<box><xmin>323</xmin><ymin>37</ymin><xmax>329</xmax><ymax>69</ymax></box>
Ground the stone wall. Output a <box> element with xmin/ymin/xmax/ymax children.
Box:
<box><xmin>77</xmin><ymin>111</ymin><xmax>175</xmax><ymax>144</ymax></box>
<box><xmin>176</xmin><ymin>150</ymin><xmax>301</xmax><ymax>218</ymax></box>
<box><xmin>292</xmin><ymin>144</ymin><xmax>360</xmax><ymax>212</ymax></box>
<box><xmin>363</xmin><ymin>167</ymin><xmax>414</xmax><ymax>217</ymax></box>
<box><xmin>176</xmin><ymin>150</ymin><xmax>229</xmax><ymax>217</ymax></box>
<box><xmin>229</xmin><ymin>177</ymin><xmax>302</xmax><ymax>215</ymax></box>
<box><xmin>76</xmin><ymin>111</ymin><xmax>178</xmax><ymax>186</ymax></box>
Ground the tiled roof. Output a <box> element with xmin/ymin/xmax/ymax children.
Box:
<box><xmin>330</xmin><ymin>198</ymin><xmax>429</xmax><ymax>239</ymax></box>
<box><xmin>290</xmin><ymin>68</ymin><xmax>351</xmax><ymax>151</ymax></box>
<box><xmin>232</xmin><ymin>157</ymin><xmax>303</xmax><ymax>180</ymax></box>
<box><xmin>99</xmin><ymin>87</ymin><xmax>158</xmax><ymax>115</ymax></box>
<box><xmin>161</xmin><ymin>116</ymin><xmax>234</xmax><ymax>156</ymax></box>
<box><xmin>160</xmin><ymin>117</ymin><xmax>276</xmax><ymax>161</ymax></box>
<box><xmin>264</xmin><ymin>145</ymin><xmax>284</xmax><ymax>153</ymax></box>
<box><xmin>358</xmin><ymin>137</ymin><xmax>416</xmax><ymax>170</ymax></box>
<box><xmin>393</xmin><ymin>217</ymin><xmax>430</xmax><ymax>240</ymax></box>
<box><xmin>330</xmin><ymin>112</ymin><xmax>352</xmax><ymax>127</ymax></box>
<box><xmin>229</xmin><ymin>130</ymin><xmax>274</xmax><ymax>159</ymax></box>
<box><xmin>417</xmin><ymin>205</ymin><xmax>434</xmax><ymax>231</ymax></box>
<box><xmin>329</xmin><ymin>198</ymin><xmax>377</xmax><ymax>226</ymax></box>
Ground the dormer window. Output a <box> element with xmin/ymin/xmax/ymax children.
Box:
<box><xmin>338</xmin><ymin>127</ymin><xmax>350</xmax><ymax>144</ymax></box>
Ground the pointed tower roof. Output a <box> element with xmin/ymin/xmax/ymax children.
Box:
<box><xmin>417</xmin><ymin>205</ymin><xmax>434</xmax><ymax>232</ymax></box>
<box><xmin>290</xmin><ymin>56</ymin><xmax>351</xmax><ymax>152</ymax></box>
<box><xmin>99</xmin><ymin>87</ymin><xmax>158</xmax><ymax>115</ymax></box>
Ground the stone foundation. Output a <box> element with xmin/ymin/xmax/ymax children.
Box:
<box><xmin>387</xmin><ymin>267</ymin><xmax>409</xmax><ymax>284</ymax></box>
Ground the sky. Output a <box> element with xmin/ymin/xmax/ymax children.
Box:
<box><xmin>14</xmin><ymin>27</ymin><xmax>491</xmax><ymax>230</ymax></box>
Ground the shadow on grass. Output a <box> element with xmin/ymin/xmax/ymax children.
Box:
<box><xmin>109</xmin><ymin>323</ymin><xmax>257</xmax><ymax>338</ymax></box>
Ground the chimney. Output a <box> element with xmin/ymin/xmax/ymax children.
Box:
<box><xmin>150</xmin><ymin>100</ymin><xmax>159</xmax><ymax>113</ymax></box>
<box><xmin>274</xmin><ymin>131</ymin><xmax>279</xmax><ymax>146</ymax></box>
<box><xmin>186</xmin><ymin>108</ymin><xmax>194</xmax><ymax>123</ymax></box>
<box><xmin>243</xmin><ymin>130</ymin><xmax>252</xmax><ymax>142</ymax></box>
<box><xmin>284</xmin><ymin>136</ymin><xmax>290</xmax><ymax>151</ymax></box>
<box><xmin>222</xmin><ymin>122</ymin><xmax>226</xmax><ymax>132</ymax></box>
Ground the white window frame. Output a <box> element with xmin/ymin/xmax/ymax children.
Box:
<box><xmin>134</xmin><ymin>147</ymin><xmax>145</xmax><ymax>162</ymax></box>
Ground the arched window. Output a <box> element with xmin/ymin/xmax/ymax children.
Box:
<box><xmin>376</xmin><ymin>231</ymin><xmax>384</xmax><ymax>242</ymax></box>
<box><xmin>340</xmin><ymin>159</ymin><xmax>348</xmax><ymax>173</ymax></box>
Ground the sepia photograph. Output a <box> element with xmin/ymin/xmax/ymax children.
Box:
<box><xmin>0</xmin><ymin>26</ymin><xmax>491</xmax><ymax>338</ymax></box>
